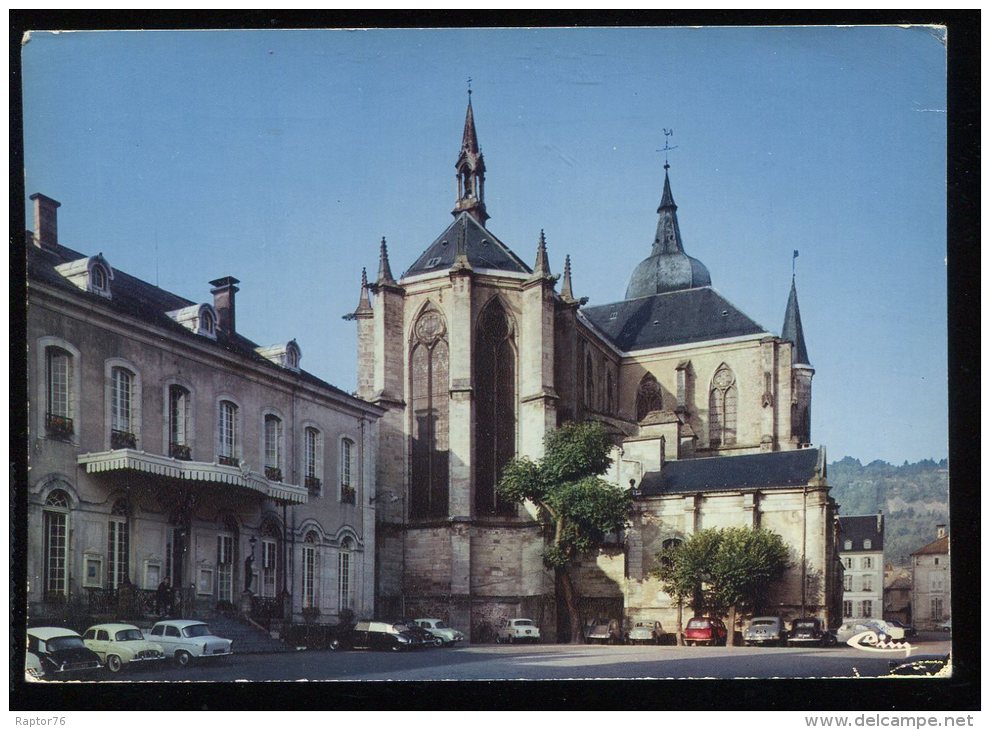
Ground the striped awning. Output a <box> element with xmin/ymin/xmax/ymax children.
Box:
<box><xmin>77</xmin><ymin>449</ymin><xmax>308</xmax><ymax>505</ymax></box>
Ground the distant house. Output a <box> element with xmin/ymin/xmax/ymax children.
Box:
<box><xmin>883</xmin><ymin>564</ymin><xmax>912</xmax><ymax>624</ymax></box>
<box><xmin>911</xmin><ymin>524</ymin><xmax>950</xmax><ymax>630</ymax></box>
<box><xmin>837</xmin><ymin>514</ymin><xmax>884</xmax><ymax>622</ymax></box>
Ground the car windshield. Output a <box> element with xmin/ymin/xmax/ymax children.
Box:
<box><xmin>793</xmin><ymin>621</ymin><xmax>817</xmax><ymax>629</ymax></box>
<box><xmin>752</xmin><ymin>619</ymin><xmax>776</xmax><ymax>626</ymax></box>
<box><xmin>686</xmin><ymin>619</ymin><xmax>709</xmax><ymax>628</ymax></box>
<box><xmin>115</xmin><ymin>629</ymin><xmax>144</xmax><ymax>641</ymax></box>
<box><xmin>182</xmin><ymin>624</ymin><xmax>211</xmax><ymax>638</ymax></box>
<box><xmin>46</xmin><ymin>636</ymin><xmax>86</xmax><ymax>651</ymax></box>
<box><xmin>433</xmin><ymin>621</ymin><xmax>448</xmax><ymax>629</ymax></box>
<box><xmin>514</xmin><ymin>620</ymin><xmax>534</xmax><ymax>626</ymax></box>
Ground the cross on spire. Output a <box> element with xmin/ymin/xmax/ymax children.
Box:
<box><xmin>658</xmin><ymin>128</ymin><xmax>678</xmax><ymax>170</ymax></box>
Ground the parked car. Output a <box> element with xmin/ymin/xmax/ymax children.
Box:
<box><xmin>884</xmin><ymin>619</ymin><xmax>917</xmax><ymax>638</ymax></box>
<box><xmin>336</xmin><ymin>620</ymin><xmax>423</xmax><ymax>651</ymax></box>
<box><xmin>26</xmin><ymin>627</ymin><xmax>102</xmax><ymax>679</ymax></box>
<box><xmin>743</xmin><ymin>616</ymin><xmax>788</xmax><ymax>647</ymax></box>
<box><xmin>836</xmin><ymin>619</ymin><xmax>905</xmax><ymax>644</ymax></box>
<box><xmin>787</xmin><ymin>617</ymin><xmax>829</xmax><ymax>647</ymax></box>
<box><xmin>584</xmin><ymin>617</ymin><xmax>623</xmax><ymax>645</ymax></box>
<box><xmin>83</xmin><ymin>623</ymin><xmax>166</xmax><ymax>673</ymax></box>
<box><xmin>413</xmin><ymin>618</ymin><xmax>466</xmax><ymax>647</ymax></box>
<box><xmin>887</xmin><ymin>653</ymin><xmax>950</xmax><ymax>676</ymax></box>
<box><xmin>496</xmin><ymin>618</ymin><xmax>541</xmax><ymax>644</ymax></box>
<box><xmin>935</xmin><ymin>618</ymin><xmax>952</xmax><ymax>633</ymax></box>
<box><xmin>24</xmin><ymin>651</ymin><xmax>45</xmax><ymax>681</ymax></box>
<box><xmin>145</xmin><ymin>619</ymin><xmax>233</xmax><ymax>666</ymax></box>
<box><xmin>626</xmin><ymin>621</ymin><xmax>667</xmax><ymax>645</ymax></box>
<box><xmin>394</xmin><ymin>619</ymin><xmax>440</xmax><ymax>647</ymax></box>
<box><xmin>683</xmin><ymin>617</ymin><xmax>728</xmax><ymax>647</ymax></box>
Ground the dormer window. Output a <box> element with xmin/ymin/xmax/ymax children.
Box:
<box><xmin>256</xmin><ymin>340</ymin><xmax>301</xmax><ymax>372</ymax></box>
<box><xmin>166</xmin><ymin>304</ymin><xmax>218</xmax><ymax>340</ymax></box>
<box><xmin>55</xmin><ymin>254</ymin><xmax>114</xmax><ymax>299</ymax></box>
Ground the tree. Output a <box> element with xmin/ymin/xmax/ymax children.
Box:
<box><xmin>653</xmin><ymin>526</ymin><xmax>789</xmax><ymax>647</ymax></box>
<box><xmin>497</xmin><ymin>422</ymin><xmax>632</xmax><ymax>643</ymax></box>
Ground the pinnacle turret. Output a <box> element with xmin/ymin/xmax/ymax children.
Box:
<box><xmin>356</xmin><ymin>267</ymin><xmax>372</xmax><ymax>313</ymax></box>
<box><xmin>532</xmin><ymin>229</ymin><xmax>551</xmax><ymax>277</ymax></box>
<box><xmin>377</xmin><ymin>237</ymin><xmax>396</xmax><ymax>286</ymax></box>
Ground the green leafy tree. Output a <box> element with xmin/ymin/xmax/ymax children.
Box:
<box><xmin>653</xmin><ymin>526</ymin><xmax>789</xmax><ymax>647</ymax></box>
<box><xmin>498</xmin><ymin>422</ymin><xmax>632</xmax><ymax>643</ymax></box>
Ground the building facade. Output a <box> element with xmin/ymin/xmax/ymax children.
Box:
<box><xmin>351</xmin><ymin>97</ymin><xmax>841</xmax><ymax>639</ymax></box>
<box><xmin>910</xmin><ymin>524</ymin><xmax>950</xmax><ymax>630</ymax></box>
<box><xmin>26</xmin><ymin>194</ymin><xmax>383</xmax><ymax>623</ymax></box>
<box><xmin>837</xmin><ymin>514</ymin><xmax>885</xmax><ymax>622</ymax></box>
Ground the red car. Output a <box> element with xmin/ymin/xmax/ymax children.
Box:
<box><xmin>683</xmin><ymin>617</ymin><xmax>728</xmax><ymax>646</ymax></box>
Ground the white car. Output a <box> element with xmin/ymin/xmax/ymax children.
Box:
<box><xmin>414</xmin><ymin>618</ymin><xmax>465</xmax><ymax>647</ymax></box>
<box><xmin>145</xmin><ymin>619</ymin><xmax>233</xmax><ymax>667</ymax></box>
<box><xmin>83</xmin><ymin>623</ymin><xmax>166</xmax><ymax>673</ymax></box>
<box><xmin>496</xmin><ymin>618</ymin><xmax>541</xmax><ymax>644</ymax></box>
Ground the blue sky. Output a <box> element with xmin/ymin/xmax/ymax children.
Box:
<box><xmin>20</xmin><ymin>26</ymin><xmax>947</xmax><ymax>464</ymax></box>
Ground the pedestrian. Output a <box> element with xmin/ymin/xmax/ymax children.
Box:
<box><xmin>156</xmin><ymin>580</ymin><xmax>172</xmax><ymax>616</ymax></box>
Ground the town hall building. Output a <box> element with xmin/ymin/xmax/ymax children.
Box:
<box><xmin>350</xmin><ymin>96</ymin><xmax>842</xmax><ymax>640</ymax></box>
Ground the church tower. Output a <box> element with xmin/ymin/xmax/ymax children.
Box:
<box><xmin>350</xmin><ymin>95</ymin><xmax>563</xmax><ymax>638</ymax></box>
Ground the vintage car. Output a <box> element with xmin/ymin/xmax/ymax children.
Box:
<box><xmin>626</xmin><ymin>621</ymin><xmax>669</xmax><ymax>645</ymax></box>
<box><xmin>496</xmin><ymin>618</ymin><xmax>541</xmax><ymax>644</ymax></box>
<box><xmin>936</xmin><ymin>618</ymin><xmax>952</xmax><ymax>633</ymax></box>
<box><xmin>835</xmin><ymin>619</ymin><xmax>905</xmax><ymax>644</ymax></box>
<box><xmin>83</xmin><ymin>623</ymin><xmax>166</xmax><ymax>672</ymax></box>
<box><xmin>26</xmin><ymin>627</ymin><xmax>103</xmax><ymax>679</ymax></box>
<box><xmin>146</xmin><ymin>619</ymin><xmax>233</xmax><ymax>666</ymax></box>
<box><xmin>787</xmin><ymin>617</ymin><xmax>829</xmax><ymax>647</ymax></box>
<box><xmin>335</xmin><ymin>620</ymin><xmax>423</xmax><ymax>651</ymax></box>
<box><xmin>25</xmin><ymin>651</ymin><xmax>45</xmax><ymax>681</ymax></box>
<box><xmin>683</xmin><ymin>617</ymin><xmax>728</xmax><ymax>646</ymax></box>
<box><xmin>743</xmin><ymin>616</ymin><xmax>787</xmax><ymax>647</ymax></box>
<box><xmin>884</xmin><ymin>619</ymin><xmax>917</xmax><ymax>639</ymax></box>
<box><xmin>393</xmin><ymin>619</ymin><xmax>439</xmax><ymax>647</ymax></box>
<box><xmin>413</xmin><ymin>618</ymin><xmax>466</xmax><ymax>647</ymax></box>
<box><xmin>584</xmin><ymin>617</ymin><xmax>623</xmax><ymax>645</ymax></box>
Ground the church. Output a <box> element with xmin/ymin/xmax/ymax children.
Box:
<box><xmin>350</xmin><ymin>95</ymin><xmax>842</xmax><ymax>640</ymax></box>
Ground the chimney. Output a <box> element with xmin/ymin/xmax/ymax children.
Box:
<box><xmin>936</xmin><ymin>524</ymin><xmax>946</xmax><ymax>539</ymax></box>
<box><xmin>30</xmin><ymin>193</ymin><xmax>61</xmax><ymax>249</ymax></box>
<box><xmin>209</xmin><ymin>276</ymin><xmax>240</xmax><ymax>334</ymax></box>
<box><xmin>659</xmin><ymin>434</ymin><xmax>666</xmax><ymax>467</ymax></box>
<box><xmin>877</xmin><ymin>511</ymin><xmax>883</xmax><ymax>533</ymax></box>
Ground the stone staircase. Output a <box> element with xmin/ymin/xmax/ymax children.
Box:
<box><xmin>200</xmin><ymin>614</ymin><xmax>294</xmax><ymax>654</ymax></box>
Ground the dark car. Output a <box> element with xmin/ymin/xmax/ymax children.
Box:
<box><xmin>683</xmin><ymin>617</ymin><xmax>728</xmax><ymax>647</ymax></box>
<box><xmin>334</xmin><ymin>620</ymin><xmax>423</xmax><ymax>651</ymax></box>
<box><xmin>395</xmin><ymin>620</ymin><xmax>441</xmax><ymax>647</ymax></box>
<box><xmin>27</xmin><ymin>627</ymin><xmax>103</xmax><ymax>679</ymax></box>
<box><xmin>887</xmin><ymin>653</ymin><xmax>950</xmax><ymax>676</ymax></box>
<box><xmin>885</xmin><ymin>620</ymin><xmax>918</xmax><ymax>639</ymax></box>
<box><xmin>787</xmin><ymin>617</ymin><xmax>829</xmax><ymax>647</ymax></box>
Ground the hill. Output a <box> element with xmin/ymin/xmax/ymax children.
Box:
<box><xmin>828</xmin><ymin>457</ymin><xmax>949</xmax><ymax>566</ymax></box>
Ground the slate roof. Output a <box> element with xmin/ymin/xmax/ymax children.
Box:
<box><xmin>401</xmin><ymin>213</ymin><xmax>531</xmax><ymax>278</ymax></box>
<box><xmin>637</xmin><ymin>447</ymin><xmax>823</xmax><ymax>496</ymax></box>
<box><xmin>837</xmin><ymin>515</ymin><xmax>885</xmax><ymax>552</ymax></box>
<box><xmin>781</xmin><ymin>278</ymin><xmax>811</xmax><ymax>365</ymax></box>
<box><xmin>911</xmin><ymin>534</ymin><xmax>949</xmax><ymax>556</ymax></box>
<box><xmin>581</xmin><ymin>287</ymin><xmax>768</xmax><ymax>352</ymax></box>
<box><xmin>26</xmin><ymin>236</ymin><xmax>361</xmax><ymax>403</ymax></box>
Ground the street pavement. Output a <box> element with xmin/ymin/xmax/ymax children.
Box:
<box><xmin>79</xmin><ymin>633</ymin><xmax>951</xmax><ymax>682</ymax></box>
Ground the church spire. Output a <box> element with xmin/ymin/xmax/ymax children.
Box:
<box><xmin>532</xmin><ymin>229</ymin><xmax>551</xmax><ymax>277</ymax></box>
<box><xmin>356</xmin><ymin>267</ymin><xmax>372</xmax><ymax>313</ymax></box>
<box><xmin>452</xmin><ymin>86</ymin><xmax>489</xmax><ymax>224</ymax></box>
<box><xmin>653</xmin><ymin>166</ymin><xmax>685</xmax><ymax>255</ymax></box>
<box><xmin>377</xmin><ymin>237</ymin><xmax>396</xmax><ymax>286</ymax></box>
<box><xmin>782</xmin><ymin>273</ymin><xmax>811</xmax><ymax>366</ymax></box>
<box><xmin>560</xmin><ymin>254</ymin><xmax>576</xmax><ymax>302</ymax></box>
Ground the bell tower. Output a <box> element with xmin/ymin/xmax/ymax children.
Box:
<box><xmin>452</xmin><ymin>87</ymin><xmax>489</xmax><ymax>224</ymax></box>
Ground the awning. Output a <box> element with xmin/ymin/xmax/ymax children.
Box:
<box><xmin>77</xmin><ymin>449</ymin><xmax>309</xmax><ymax>505</ymax></box>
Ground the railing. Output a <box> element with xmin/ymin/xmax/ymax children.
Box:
<box><xmin>84</xmin><ymin>587</ymin><xmax>158</xmax><ymax>617</ymax></box>
<box><xmin>45</xmin><ymin>413</ymin><xmax>74</xmax><ymax>440</ymax></box>
<box><xmin>265</xmin><ymin>466</ymin><xmax>283</xmax><ymax>482</ymax></box>
<box><xmin>218</xmin><ymin>454</ymin><xmax>239</xmax><ymax>467</ymax></box>
<box><xmin>305</xmin><ymin>476</ymin><xmax>322</xmax><ymax>495</ymax></box>
<box><xmin>251</xmin><ymin>595</ymin><xmax>285</xmax><ymax>630</ymax></box>
<box><xmin>111</xmin><ymin>429</ymin><xmax>137</xmax><ymax>449</ymax></box>
<box><xmin>340</xmin><ymin>485</ymin><xmax>356</xmax><ymax>504</ymax></box>
<box><xmin>169</xmin><ymin>443</ymin><xmax>192</xmax><ymax>460</ymax></box>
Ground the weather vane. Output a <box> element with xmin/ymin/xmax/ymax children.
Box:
<box><xmin>658</xmin><ymin>128</ymin><xmax>678</xmax><ymax>169</ymax></box>
<box><xmin>467</xmin><ymin>76</ymin><xmax>472</xmax><ymax>96</ymax></box>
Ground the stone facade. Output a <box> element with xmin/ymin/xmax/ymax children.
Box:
<box><xmin>26</xmin><ymin>196</ymin><xmax>383</xmax><ymax>624</ymax></box>
<box><xmin>910</xmin><ymin>525</ymin><xmax>950</xmax><ymax>630</ymax></box>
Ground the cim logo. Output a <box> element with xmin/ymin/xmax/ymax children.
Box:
<box><xmin>846</xmin><ymin>629</ymin><xmax>913</xmax><ymax>656</ymax></box>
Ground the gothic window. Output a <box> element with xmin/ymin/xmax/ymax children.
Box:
<box><xmin>708</xmin><ymin>365</ymin><xmax>737</xmax><ymax>447</ymax></box>
<box><xmin>585</xmin><ymin>354</ymin><xmax>595</xmax><ymax>411</ymax></box>
<box><xmin>636</xmin><ymin>373</ymin><xmax>663</xmax><ymax>421</ymax></box>
<box><xmin>264</xmin><ymin>414</ymin><xmax>283</xmax><ymax>481</ymax></box>
<box><xmin>410</xmin><ymin>306</ymin><xmax>449</xmax><ymax>519</ymax></box>
<box><xmin>304</xmin><ymin>427</ymin><xmax>322</xmax><ymax>495</ymax></box>
<box><xmin>475</xmin><ymin>298</ymin><xmax>516</xmax><ymax>516</ymax></box>
<box><xmin>43</xmin><ymin>489</ymin><xmax>71</xmax><ymax>598</ymax></box>
<box><xmin>606</xmin><ymin>370</ymin><xmax>615</xmax><ymax>414</ymax></box>
<box><xmin>338</xmin><ymin>537</ymin><xmax>353</xmax><ymax>611</ymax></box>
<box><xmin>107</xmin><ymin>500</ymin><xmax>130</xmax><ymax>588</ymax></box>
<box><xmin>217</xmin><ymin>400</ymin><xmax>239</xmax><ymax>466</ymax></box>
<box><xmin>302</xmin><ymin>531</ymin><xmax>318</xmax><ymax>609</ymax></box>
<box><xmin>340</xmin><ymin>438</ymin><xmax>356</xmax><ymax>504</ymax></box>
<box><xmin>168</xmin><ymin>385</ymin><xmax>191</xmax><ymax>459</ymax></box>
<box><xmin>659</xmin><ymin>537</ymin><xmax>682</xmax><ymax>570</ymax></box>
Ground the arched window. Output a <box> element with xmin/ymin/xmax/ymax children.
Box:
<box><xmin>43</xmin><ymin>489</ymin><xmax>71</xmax><ymax>598</ymax></box>
<box><xmin>659</xmin><ymin>537</ymin><xmax>682</xmax><ymax>571</ymax></box>
<box><xmin>168</xmin><ymin>385</ymin><xmax>191</xmax><ymax>459</ymax></box>
<box><xmin>91</xmin><ymin>264</ymin><xmax>108</xmax><ymax>292</ymax></box>
<box><xmin>304</xmin><ymin>427</ymin><xmax>322</xmax><ymax>495</ymax></box>
<box><xmin>338</xmin><ymin>536</ymin><xmax>354</xmax><ymax>611</ymax></box>
<box><xmin>410</xmin><ymin>306</ymin><xmax>449</xmax><ymax>519</ymax></box>
<box><xmin>474</xmin><ymin>299</ymin><xmax>516</xmax><ymax>516</ymax></box>
<box><xmin>260</xmin><ymin>519</ymin><xmax>280</xmax><ymax>599</ymax></box>
<box><xmin>108</xmin><ymin>500</ymin><xmax>130</xmax><ymax>588</ymax></box>
<box><xmin>340</xmin><ymin>438</ymin><xmax>355</xmax><ymax>504</ymax></box>
<box><xmin>110</xmin><ymin>367</ymin><xmax>136</xmax><ymax>448</ymax></box>
<box><xmin>585</xmin><ymin>353</ymin><xmax>596</xmax><ymax>411</ymax></box>
<box><xmin>200</xmin><ymin>308</ymin><xmax>215</xmax><ymax>335</ymax></box>
<box><xmin>45</xmin><ymin>346</ymin><xmax>74</xmax><ymax>440</ymax></box>
<box><xmin>636</xmin><ymin>373</ymin><xmax>663</xmax><ymax>421</ymax></box>
<box><xmin>264</xmin><ymin>414</ymin><xmax>283</xmax><ymax>482</ymax></box>
<box><xmin>709</xmin><ymin>365</ymin><xmax>737</xmax><ymax>447</ymax></box>
<box><xmin>217</xmin><ymin>400</ymin><xmax>239</xmax><ymax>466</ymax></box>
<box><xmin>302</xmin><ymin>531</ymin><xmax>319</xmax><ymax>609</ymax></box>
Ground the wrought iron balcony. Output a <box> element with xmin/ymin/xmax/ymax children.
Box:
<box><xmin>169</xmin><ymin>443</ymin><xmax>192</xmax><ymax>461</ymax></box>
<box><xmin>340</xmin><ymin>485</ymin><xmax>356</xmax><ymax>504</ymax></box>
<box><xmin>265</xmin><ymin>466</ymin><xmax>283</xmax><ymax>482</ymax></box>
<box><xmin>111</xmin><ymin>429</ymin><xmax>137</xmax><ymax>449</ymax></box>
<box><xmin>218</xmin><ymin>454</ymin><xmax>239</xmax><ymax>467</ymax></box>
<box><xmin>45</xmin><ymin>413</ymin><xmax>74</xmax><ymax>440</ymax></box>
<box><xmin>305</xmin><ymin>476</ymin><xmax>322</xmax><ymax>495</ymax></box>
